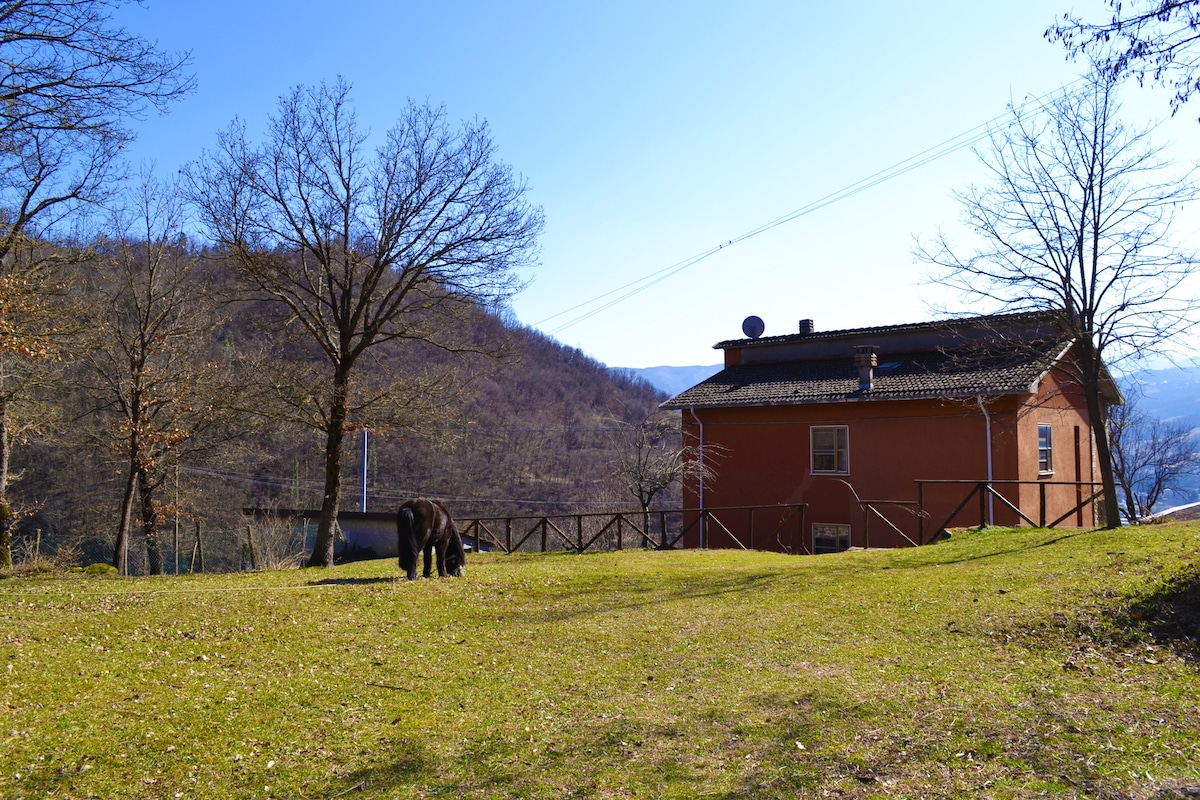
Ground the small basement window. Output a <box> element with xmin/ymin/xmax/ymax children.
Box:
<box><xmin>811</xmin><ymin>425</ymin><xmax>849</xmax><ymax>474</ymax></box>
<box><xmin>1038</xmin><ymin>424</ymin><xmax>1053</xmax><ymax>474</ymax></box>
<box><xmin>813</xmin><ymin>523</ymin><xmax>851</xmax><ymax>554</ymax></box>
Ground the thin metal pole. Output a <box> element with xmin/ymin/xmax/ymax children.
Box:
<box><xmin>360</xmin><ymin>428</ymin><xmax>368</xmax><ymax>512</ymax></box>
<box><xmin>174</xmin><ymin>464</ymin><xmax>180</xmax><ymax>575</ymax></box>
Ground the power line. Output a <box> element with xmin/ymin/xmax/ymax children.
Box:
<box><xmin>538</xmin><ymin>80</ymin><xmax>1085</xmax><ymax>335</ymax></box>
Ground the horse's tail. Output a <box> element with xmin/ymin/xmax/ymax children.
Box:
<box><xmin>396</xmin><ymin>505</ymin><xmax>419</xmax><ymax>580</ymax></box>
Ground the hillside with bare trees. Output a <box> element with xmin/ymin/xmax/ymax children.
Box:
<box><xmin>5</xmin><ymin>246</ymin><xmax>668</xmax><ymax>573</ymax></box>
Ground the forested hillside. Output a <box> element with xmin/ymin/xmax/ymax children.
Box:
<box><xmin>7</xmin><ymin>248</ymin><xmax>668</xmax><ymax>573</ymax></box>
<box><xmin>0</xmin><ymin>10</ymin><xmax>676</xmax><ymax>575</ymax></box>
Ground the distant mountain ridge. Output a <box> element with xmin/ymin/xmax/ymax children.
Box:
<box><xmin>1121</xmin><ymin>364</ymin><xmax>1200</xmax><ymax>509</ymax></box>
<box><xmin>614</xmin><ymin>364</ymin><xmax>722</xmax><ymax>397</ymax></box>
<box><xmin>1123</xmin><ymin>364</ymin><xmax>1200</xmax><ymax>429</ymax></box>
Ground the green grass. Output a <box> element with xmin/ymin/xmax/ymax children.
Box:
<box><xmin>2</xmin><ymin>524</ymin><xmax>1198</xmax><ymax>799</ymax></box>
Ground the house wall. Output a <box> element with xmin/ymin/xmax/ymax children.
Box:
<box><xmin>1012</xmin><ymin>368</ymin><xmax>1099</xmax><ymax>527</ymax></box>
<box><xmin>680</xmin><ymin>384</ymin><xmax>1097</xmax><ymax>553</ymax></box>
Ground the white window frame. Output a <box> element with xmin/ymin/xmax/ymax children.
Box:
<box><xmin>1037</xmin><ymin>423</ymin><xmax>1054</xmax><ymax>475</ymax></box>
<box><xmin>813</xmin><ymin>523</ymin><xmax>851</xmax><ymax>554</ymax></box>
<box><xmin>811</xmin><ymin>425</ymin><xmax>849</xmax><ymax>474</ymax></box>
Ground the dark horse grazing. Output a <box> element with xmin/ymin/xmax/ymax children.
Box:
<box><xmin>396</xmin><ymin>498</ymin><xmax>466</xmax><ymax>581</ymax></box>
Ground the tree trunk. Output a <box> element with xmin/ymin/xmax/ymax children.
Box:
<box><xmin>138</xmin><ymin>467</ymin><xmax>164</xmax><ymax>575</ymax></box>
<box><xmin>307</xmin><ymin>366</ymin><xmax>350</xmax><ymax>567</ymax></box>
<box><xmin>0</xmin><ymin>400</ymin><xmax>12</xmax><ymax>570</ymax></box>
<box><xmin>1120</xmin><ymin>481</ymin><xmax>1140</xmax><ymax>525</ymax></box>
<box><xmin>1080</xmin><ymin>344</ymin><xmax>1120</xmax><ymax>529</ymax></box>
<box><xmin>113</xmin><ymin>418</ymin><xmax>141</xmax><ymax>573</ymax></box>
<box><xmin>114</xmin><ymin>466</ymin><xmax>136</xmax><ymax>574</ymax></box>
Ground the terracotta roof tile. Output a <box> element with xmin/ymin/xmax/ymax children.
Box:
<box><xmin>661</xmin><ymin>341</ymin><xmax>1069</xmax><ymax>409</ymax></box>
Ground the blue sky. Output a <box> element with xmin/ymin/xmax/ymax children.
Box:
<box><xmin>114</xmin><ymin>1</ymin><xmax>1199</xmax><ymax>369</ymax></box>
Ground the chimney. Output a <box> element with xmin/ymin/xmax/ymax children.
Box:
<box><xmin>798</xmin><ymin>319</ymin><xmax>815</xmax><ymax>335</ymax></box>
<box><xmin>854</xmin><ymin>345</ymin><xmax>877</xmax><ymax>390</ymax></box>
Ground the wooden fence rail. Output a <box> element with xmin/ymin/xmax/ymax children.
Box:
<box><xmin>457</xmin><ymin>504</ymin><xmax>808</xmax><ymax>555</ymax></box>
<box><xmin>916</xmin><ymin>480</ymin><xmax>1105</xmax><ymax>544</ymax></box>
<box><xmin>861</xmin><ymin>501</ymin><xmax>922</xmax><ymax>548</ymax></box>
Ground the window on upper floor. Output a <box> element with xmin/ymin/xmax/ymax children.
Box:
<box><xmin>811</xmin><ymin>425</ymin><xmax>849</xmax><ymax>474</ymax></box>
<box><xmin>1038</xmin><ymin>424</ymin><xmax>1053</xmax><ymax>474</ymax></box>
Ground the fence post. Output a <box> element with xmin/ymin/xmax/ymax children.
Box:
<box><xmin>576</xmin><ymin>515</ymin><xmax>584</xmax><ymax>554</ymax></box>
<box><xmin>917</xmin><ymin>482</ymin><xmax>925</xmax><ymax>545</ymax></box>
<box><xmin>798</xmin><ymin>504</ymin><xmax>806</xmax><ymax>554</ymax></box>
<box><xmin>660</xmin><ymin>511</ymin><xmax>668</xmax><ymax>549</ymax></box>
<box><xmin>246</xmin><ymin>525</ymin><xmax>258</xmax><ymax>570</ymax></box>
<box><xmin>979</xmin><ymin>482</ymin><xmax>987</xmax><ymax>527</ymax></box>
<box><xmin>540</xmin><ymin>519</ymin><xmax>548</xmax><ymax>552</ymax></box>
<box><xmin>1039</xmin><ymin>483</ymin><xmax>1047</xmax><ymax>527</ymax></box>
<box><xmin>862</xmin><ymin>503</ymin><xmax>870</xmax><ymax>549</ymax></box>
<box><xmin>506</xmin><ymin>518</ymin><xmax>513</xmax><ymax>553</ymax></box>
<box><xmin>195</xmin><ymin>521</ymin><xmax>204</xmax><ymax>573</ymax></box>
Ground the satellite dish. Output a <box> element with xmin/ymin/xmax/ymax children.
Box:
<box><xmin>742</xmin><ymin>315</ymin><xmax>765</xmax><ymax>339</ymax></box>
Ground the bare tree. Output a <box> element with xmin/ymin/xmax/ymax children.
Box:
<box><xmin>0</xmin><ymin>0</ymin><xmax>193</xmax><ymax>257</ymax></box>
<box><xmin>1109</xmin><ymin>382</ymin><xmax>1199</xmax><ymax>522</ymax></box>
<box><xmin>76</xmin><ymin>173</ymin><xmax>236</xmax><ymax>574</ymax></box>
<box><xmin>611</xmin><ymin>410</ymin><xmax>719</xmax><ymax>518</ymax></box>
<box><xmin>1047</xmin><ymin>1</ymin><xmax>1200</xmax><ymax>118</ymax></box>
<box><xmin>0</xmin><ymin>0</ymin><xmax>192</xmax><ymax>568</ymax></box>
<box><xmin>917</xmin><ymin>72</ymin><xmax>1199</xmax><ymax>528</ymax></box>
<box><xmin>0</xmin><ymin>238</ymin><xmax>70</xmax><ymax>568</ymax></box>
<box><xmin>187</xmin><ymin>79</ymin><xmax>543</xmax><ymax>567</ymax></box>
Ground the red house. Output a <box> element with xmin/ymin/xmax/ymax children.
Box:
<box><xmin>661</xmin><ymin>312</ymin><xmax>1121</xmax><ymax>553</ymax></box>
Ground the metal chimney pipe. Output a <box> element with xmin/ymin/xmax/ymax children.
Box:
<box><xmin>853</xmin><ymin>345</ymin><xmax>877</xmax><ymax>390</ymax></box>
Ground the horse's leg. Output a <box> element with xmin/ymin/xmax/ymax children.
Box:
<box><xmin>406</xmin><ymin>549</ymin><xmax>419</xmax><ymax>581</ymax></box>
<box><xmin>422</xmin><ymin>541</ymin><xmax>434</xmax><ymax>578</ymax></box>
<box><xmin>430</xmin><ymin>501</ymin><xmax>461</xmax><ymax>578</ymax></box>
<box><xmin>435</xmin><ymin>535</ymin><xmax>448</xmax><ymax>577</ymax></box>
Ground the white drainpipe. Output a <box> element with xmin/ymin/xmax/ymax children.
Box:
<box><xmin>976</xmin><ymin>396</ymin><xmax>994</xmax><ymax>525</ymax></box>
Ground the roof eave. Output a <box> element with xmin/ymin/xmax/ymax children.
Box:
<box><xmin>660</xmin><ymin>386</ymin><xmax>1033</xmax><ymax>411</ymax></box>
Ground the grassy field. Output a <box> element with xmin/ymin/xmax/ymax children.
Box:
<box><xmin>1</xmin><ymin>523</ymin><xmax>1198</xmax><ymax>799</ymax></box>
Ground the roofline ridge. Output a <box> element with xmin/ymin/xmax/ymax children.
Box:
<box><xmin>714</xmin><ymin>310</ymin><xmax>1058</xmax><ymax>350</ymax></box>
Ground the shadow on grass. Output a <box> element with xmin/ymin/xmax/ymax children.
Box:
<box><xmin>526</xmin><ymin>568</ymin><xmax>796</xmax><ymax>622</ymax></box>
<box><xmin>309</xmin><ymin>576</ymin><xmax>397</xmax><ymax>587</ymax></box>
<box><xmin>301</xmin><ymin>737</ymin><xmax>431</xmax><ymax>798</ymax></box>
<box><xmin>886</xmin><ymin>527</ymin><xmax>1101</xmax><ymax>569</ymax></box>
<box><xmin>1121</xmin><ymin>563</ymin><xmax>1200</xmax><ymax>659</ymax></box>
<box><xmin>494</xmin><ymin>530</ymin><xmax>1102</xmax><ymax>624</ymax></box>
